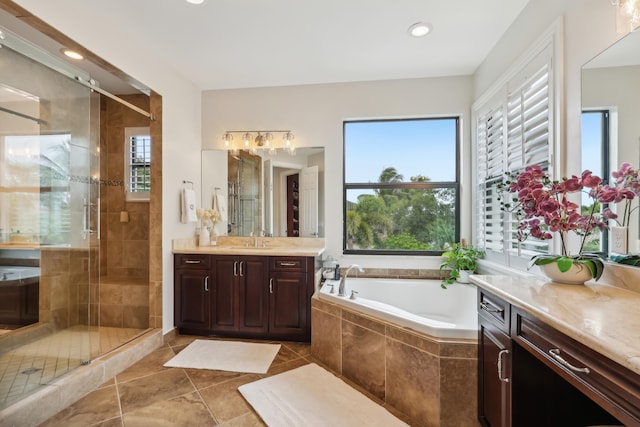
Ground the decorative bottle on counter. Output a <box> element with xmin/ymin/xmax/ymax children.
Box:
<box><xmin>198</xmin><ymin>227</ymin><xmax>210</xmax><ymax>246</ymax></box>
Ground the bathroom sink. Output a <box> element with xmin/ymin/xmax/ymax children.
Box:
<box><xmin>215</xmin><ymin>245</ymin><xmax>272</xmax><ymax>251</ymax></box>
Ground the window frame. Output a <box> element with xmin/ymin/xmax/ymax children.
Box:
<box><xmin>342</xmin><ymin>116</ymin><xmax>461</xmax><ymax>256</ymax></box>
<box><xmin>581</xmin><ymin>109</ymin><xmax>611</xmax><ymax>255</ymax></box>
<box><xmin>124</xmin><ymin>127</ymin><xmax>151</xmax><ymax>202</ymax></box>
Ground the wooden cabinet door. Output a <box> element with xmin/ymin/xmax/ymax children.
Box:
<box><xmin>212</xmin><ymin>256</ymin><xmax>238</xmax><ymax>332</ymax></box>
<box><xmin>238</xmin><ymin>257</ymin><xmax>269</xmax><ymax>334</ymax></box>
<box><xmin>479</xmin><ymin>319</ymin><xmax>512</xmax><ymax>427</ymax></box>
<box><xmin>175</xmin><ymin>268</ymin><xmax>210</xmax><ymax>332</ymax></box>
<box><xmin>269</xmin><ymin>271</ymin><xmax>308</xmax><ymax>339</ymax></box>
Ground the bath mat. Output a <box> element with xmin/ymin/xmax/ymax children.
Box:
<box><xmin>163</xmin><ymin>339</ymin><xmax>281</xmax><ymax>374</ymax></box>
<box><xmin>239</xmin><ymin>363</ymin><xmax>409</xmax><ymax>426</ymax></box>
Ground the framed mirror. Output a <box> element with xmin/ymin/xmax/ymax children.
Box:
<box><xmin>202</xmin><ymin>148</ymin><xmax>324</xmax><ymax>237</ymax></box>
<box><xmin>582</xmin><ymin>30</ymin><xmax>640</xmax><ymax>256</ymax></box>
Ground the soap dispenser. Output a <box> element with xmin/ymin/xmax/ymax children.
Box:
<box><xmin>334</xmin><ymin>264</ymin><xmax>341</xmax><ymax>280</ymax></box>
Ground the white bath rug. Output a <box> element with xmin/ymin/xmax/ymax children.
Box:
<box><xmin>163</xmin><ymin>339</ymin><xmax>281</xmax><ymax>374</ymax></box>
<box><xmin>239</xmin><ymin>363</ymin><xmax>409</xmax><ymax>427</ymax></box>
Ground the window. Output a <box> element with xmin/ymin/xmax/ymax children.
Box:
<box><xmin>125</xmin><ymin>127</ymin><xmax>151</xmax><ymax>201</ymax></box>
<box><xmin>581</xmin><ymin>110</ymin><xmax>610</xmax><ymax>254</ymax></box>
<box><xmin>343</xmin><ymin>118</ymin><xmax>460</xmax><ymax>255</ymax></box>
<box><xmin>475</xmin><ymin>58</ymin><xmax>554</xmax><ymax>268</ymax></box>
<box><xmin>0</xmin><ymin>134</ymin><xmax>71</xmax><ymax>244</ymax></box>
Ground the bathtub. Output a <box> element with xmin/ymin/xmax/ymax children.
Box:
<box><xmin>318</xmin><ymin>278</ymin><xmax>478</xmax><ymax>339</ymax></box>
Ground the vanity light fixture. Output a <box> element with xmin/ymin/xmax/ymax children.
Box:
<box><xmin>222</xmin><ymin>130</ymin><xmax>296</xmax><ymax>155</ymax></box>
<box><xmin>612</xmin><ymin>0</ymin><xmax>640</xmax><ymax>32</ymax></box>
<box><xmin>408</xmin><ymin>22</ymin><xmax>432</xmax><ymax>38</ymax></box>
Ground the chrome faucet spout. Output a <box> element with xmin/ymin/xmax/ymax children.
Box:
<box><xmin>338</xmin><ymin>264</ymin><xmax>364</xmax><ymax>297</ymax></box>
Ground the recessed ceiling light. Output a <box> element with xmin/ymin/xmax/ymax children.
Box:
<box><xmin>408</xmin><ymin>22</ymin><xmax>432</xmax><ymax>38</ymax></box>
<box><xmin>186</xmin><ymin>0</ymin><xmax>205</xmax><ymax>4</ymax></box>
<box><xmin>61</xmin><ymin>48</ymin><xmax>83</xmax><ymax>60</ymax></box>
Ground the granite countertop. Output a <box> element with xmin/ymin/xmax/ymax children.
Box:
<box><xmin>172</xmin><ymin>237</ymin><xmax>325</xmax><ymax>257</ymax></box>
<box><xmin>471</xmin><ymin>274</ymin><xmax>640</xmax><ymax>376</ymax></box>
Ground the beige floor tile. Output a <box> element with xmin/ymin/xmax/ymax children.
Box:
<box><xmin>118</xmin><ymin>369</ymin><xmax>195</xmax><ymax>414</ymax></box>
<box><xmin>198</xmin><ymin>375</ymin><xmax>261</xmax><ymax>423</ymax></box>
<box><xmin>38</xmin><ymin>385</ymin><xmax>120</xmax><ymax>427</ymax></box>
<box><xmin>218</xmin><ymin>412</ymin><xmax>266</xmax><ymax>427</ymax></box>
<box><xmin>122</xmin><ymin>391</ymin><xmax>216</xmax><ymax>426</ymax></box>
<box><xmin>185</xmin><ymin>368</ymin><xmax>244</xmax><ymax>391</ymax></box>
<box><xmin>116</xmin><ymin>345</ymin><xmax>175</xmax><ymax>384</ymax></box>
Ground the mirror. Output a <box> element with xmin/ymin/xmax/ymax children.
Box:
<box><xmin>582</xmin><ymin>30</ymin><xmax>640</xmax><ymax>255</ymax></box>
<box><xmin>202</xmin><ymin>148</ymin><xmax>324</xmax><ymax>237</ymax></box>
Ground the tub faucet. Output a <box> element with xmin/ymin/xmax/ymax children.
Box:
<box><xmin>338</xmin><ymin>264</ymin><xmax>364</xmax><ymax>297</ymax></box>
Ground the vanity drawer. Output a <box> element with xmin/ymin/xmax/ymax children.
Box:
<box><xmin>270</xmin><ymin>256</ymin><xmax>308</xmax><ymax>272</ymax></box>
<box><xmin>512</xmin><ymin>307</ymin><xmax>640</xmax><ymax>425</ymax></box>
<box><xmin>478</xmin><ymin>289</ymin><xmax>510</xmax><ymax>334</ymax></box>
<box><xmin>175</xmin><ymin>254</ymin><xmax>211</xmax><ymax>269</ymax></box>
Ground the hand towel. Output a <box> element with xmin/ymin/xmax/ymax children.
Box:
<box><xmin>214</xmin><ymin>193</ymin><xmax>228</xmax><ymax>222</ymax></box>
<box><xmin>181</xmin><ymin>189</ymin><xmax>197</xmax><ymax>223</ymax></box>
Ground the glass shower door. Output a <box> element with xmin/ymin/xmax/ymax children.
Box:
<box><xmin>0</xmin><ymin>27</ymin><xmax>99</xmax><ymax>407</ymax></box>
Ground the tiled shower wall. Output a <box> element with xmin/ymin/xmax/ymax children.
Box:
<box><xmin>99</xmin><ymin>95</ymin><xmax>150</xmax><ymax>329</ymax></box>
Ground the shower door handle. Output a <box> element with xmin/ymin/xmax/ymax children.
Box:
<box><xmin>83</xmin><ymin>196</ymin><xmax>99</xmax><ymax>239</ymax></box>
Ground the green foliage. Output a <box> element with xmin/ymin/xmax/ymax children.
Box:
<box><xmin>383</xmin><ymin>233</ymin><xmax>430</xmax><ymax>250</ymax></box>
<box><xmin>346</xmin><ymin>167</ymin><xmax>456</xmax><ymax>252</ymax></box>
<box><xmin>439</xmin><ymin>243</ymin><xmax>485</xmax><ymax>288</ymax></box>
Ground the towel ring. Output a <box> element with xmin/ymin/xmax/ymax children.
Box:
<box><xmin>182</xmin><ymin>180</ymin><xmax>194</xmax><ymax>189</ymax></box>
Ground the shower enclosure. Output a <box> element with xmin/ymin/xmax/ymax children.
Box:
<box><xmin>228</xmin><ymin>151</ymin><xmax>262</xmax><ymax>236</ymax></box>
<box><xmin>0</xmin><ymin>26</ymin><xmax>147</xmax><ymax>410</ymax></box>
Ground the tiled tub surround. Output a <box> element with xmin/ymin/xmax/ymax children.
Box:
<box><xmin>312</xmin><ymin>288</ymin><xmax>479</xmax><ymax>427</ymax></box>
<box><xmin>319</xmin><ymin>278</ymin><xmax>477</xmax><ymax>339</ymax></box>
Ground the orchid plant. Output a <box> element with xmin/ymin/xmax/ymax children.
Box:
<box><xmin>196</xmin><ymin>208</ymin><xmax>221</xmax><ymax>233</ymax></box>
<box><xmin>600</xmin><ymin>162</ymin><xmax>640</xmax><ymax>227</ymax></box>
<box><xmin>499</xmin><ymin>164</ymin><xmax>615</xmax><ymax>280</ymax></box>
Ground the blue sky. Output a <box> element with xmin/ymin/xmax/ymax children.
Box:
<box><xmin>581</xmin><ymin>112</ymin><xmax>603</xmax><ymax>179</ymax></box>
<box><xmin>344</xmin><ymin>119</ymin><xmax>457</xmax><ymax>187</ymax></box>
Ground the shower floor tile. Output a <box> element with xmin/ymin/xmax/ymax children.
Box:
<box><xmin>0</xmin><ymin>325</ymin><xmax>146</xmax><ymax>409</ymax></box>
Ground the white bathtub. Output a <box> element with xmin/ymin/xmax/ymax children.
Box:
<box><xmin>318</xmin><ymin>278</ymin><xmax>478</xmax><ymax>339</ymax></box>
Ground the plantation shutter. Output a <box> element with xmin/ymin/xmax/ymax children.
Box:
<box><xmin>475</xmin><ymin>61</ymin><xmax>553</xmax><ymax>265</ymax></box>
<box><xmin>505</xmin><ymin>63</ymin><xmax>551</xmax><ymax>258</ymax></box>
<box><xmin>476</xmin><ymin>106</ymin><xmax>505</xmax><ymax>255</ymax></box>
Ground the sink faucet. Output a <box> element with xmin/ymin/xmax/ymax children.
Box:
<box><xmin>338</xmin><ymin>264</ymin><xmax>364</xmax><ymax>297</ymax></box>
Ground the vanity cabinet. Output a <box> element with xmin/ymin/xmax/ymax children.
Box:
<box><xmin>268</xmin><ymin>257</ymin><xmax>314</xmax><ymax>340</ymax></box>
<box><xmin>478</xmin><ymin>288</ymin><xmax>639</xmax><ymax>427</ymax></box>
<box><xmin>174</xmin><ymin>254</ymin><xmax>211</xmax><ymax>334</ymax></box>
<box><xmin>478</xmin><ymin>290</ymin><xmax>512</xmax><ymax>427</ymax></box>
<box><xmin>211</xmin><ymin>255</ymin><xmax>269</xmax><ymax>335</ymax></box>
<box><xmin>174</xmin><ymin>253</ymin><xmax>315</xmax><ymax>341</ymax></box>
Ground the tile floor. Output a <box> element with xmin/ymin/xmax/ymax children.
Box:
<box><xmin>38</xmin><ymin>334</ymin><xmax>415</xmax><ymax>427</ymax></box>
<box><xmin>0</xmin><ymin>326</ymin><xmax>146</xmax><ymax>410</ymax></box>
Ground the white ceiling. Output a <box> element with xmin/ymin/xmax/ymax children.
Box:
<box><xmin>3</xmin><ymin>0</ymin><xmax>530</xmax><ymax>93</ymax></box>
